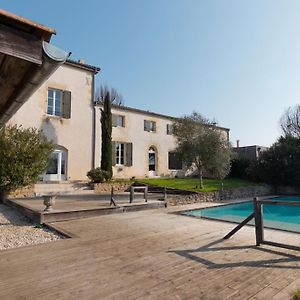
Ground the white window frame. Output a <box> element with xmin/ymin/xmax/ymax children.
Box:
<box><xmin>167</xmin><ymin>124</ymin><xmax>173</xmax><ymax>135</ymax></box>
<box><xmin>47</xmin><ymin>88</ymin><xmax>62</xmax><ymax>117</ymax></box>
<box><xmin>116</xmin><ymin>115</ymin><xmax>125</xmax><ymax>127</ymax></box>
<box><xmin>116</xmin><ymin>142</ymin><xmax>125</xmax><ymax>165</ymax></box>
<box><xmin>144</xmin><ymin>120</ymin><xmax>156</xmax><ymax>132</ymax></box>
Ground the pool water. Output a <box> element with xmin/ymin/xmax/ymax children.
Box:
<box><xmin>182</xmin><ymin>196</ymin><xmax>300</xmax><ymax>233</ymax></box>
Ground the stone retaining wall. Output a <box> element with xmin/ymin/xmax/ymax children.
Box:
<box><xmin>276</xmin><ymin>186</ymin><xmax>300</xmax><ymax>195</ymax></box>
<box><xmin>8</xmin><ymin>185</ymin><xmax>35</xmax><ymax>198</ymax></box>
<box><xmin>168</xmin><ymin>185</ymin><xmax>274</xmax><ymax>206</ymax></box>
<box><xmin>94</xmin><ymin>182</ymin><xmax>131</xmax><ymax>193</ymax></box>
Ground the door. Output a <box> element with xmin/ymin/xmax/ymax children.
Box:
<box><xmin>43</xmin><ymin>149</ymin><xmax>67</xmax><ymax>181</ymax></box>
<box><xmin>148</xmin><ymin>147</ymin><xmax>157</xmax><ymax>177</ymax></box>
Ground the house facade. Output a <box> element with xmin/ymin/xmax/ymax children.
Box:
<box><xmin>7</xmin><ymin>59</ymin><xmax>100</xmax><ymax>181</ymax></box>
<box><xmin>7</xmin><ymin>59</ymin><xmax>230</xmax><ymax>182</ymax></box>
<box><xmin>94</xmin><ymin>105</ymin><xmax>230</xmax><ymax>179</ymax></box>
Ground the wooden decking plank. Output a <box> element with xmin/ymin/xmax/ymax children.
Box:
<box><xmin>1</xmin><ymin>205</ymin><xmax>300</xmax><ymax>299</ymax></box>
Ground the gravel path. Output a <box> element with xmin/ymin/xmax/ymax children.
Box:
<box><xmin>0</xmin><ymin>204</ymin><xmax>64</xmax><ymax>250</ymax></box>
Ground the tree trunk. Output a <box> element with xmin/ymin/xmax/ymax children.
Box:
<box><xmin>198</xmin><ymin>167</ymin><xmax>204</xmax><ymax>189</ymax></box>
<box><xmin>0</xmin><ymin>190</ymin><xmax>7</xmax><ymax>203</ymax></box>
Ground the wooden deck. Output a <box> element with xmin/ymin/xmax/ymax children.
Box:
<box><xmin>1</xmin><ymin>203</ymin><xmax>300</xmax><ymax>299</ymax></box>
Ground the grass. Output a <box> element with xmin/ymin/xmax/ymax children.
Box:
<box><xmin>295</xmin><ymin>290</ymin><xmax>300</xmax><ymax>300</ymax></box>
<box><xmin>135</xmin><ymin>177</ymin><xmax>259</xmax><ymax>193</ymax></box>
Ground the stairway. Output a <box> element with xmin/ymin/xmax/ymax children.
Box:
<box><xmin>34</xmin><ymin>181</ymin><xmax>93</xmax><ymax>196</ymax></box>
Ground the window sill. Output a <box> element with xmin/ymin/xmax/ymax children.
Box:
<box><xmin>44</xmin><ymin>114</ymin><xmax>69</xmax><ymax>122</ymax></box>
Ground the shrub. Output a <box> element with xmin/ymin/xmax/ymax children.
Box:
<box><xmin>247</xmin><ymin>135</ymin><xmax>300</xmax><ymax>186</ymax></box>
<box><xmin>0</xmin><ymin>125</ymin><xmax>53</xmax><ymax>194</ymax></box>
<box><xmin>295</xmin><ymin>290</ymin><xmax>300</xmax><ymax>300</ymax></box>
<box><xmin>229</xmin><ymin>157</ymin><xmax>251</xmax><ymax>179</ymax></box>
<box><xmin>87</xmin><ymin>168</ymin><xmax>110</xmax><ymax>183</ymax></box>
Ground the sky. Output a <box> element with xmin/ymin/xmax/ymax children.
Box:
<box><xmin>2</xmin><ymin>0</ymin><xmax>300</xmax><ymax>146</ymax></box>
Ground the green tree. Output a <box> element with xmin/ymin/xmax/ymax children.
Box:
<box><xmin>249</xmin><ymin>135</ymin><xmax>300</xmax><ymax>186</ymax></box>
<box><xmin>0</xmin><ymin>125</ymin><xmax>53</xmax><ymax>198</ymax></box>
<box><xmin>173</xmin><ymin>112</ymin><xmax>231</xmax><ymax>189</ymax></box>
<box><xmin>100</xmin><ymin>92</ymin><xmax>112</xmax><ymax>179</ymax></box>
<box><xmin>99</xmin><ymin>86</ymin><xmax>122</xmax><ymax>179</ymax></box>
<box><xmin>230</xmin><ymin>157</ymin><xmax>251</xmax><ymax>179</ymax></box>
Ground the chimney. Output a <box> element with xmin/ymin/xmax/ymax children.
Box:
<box><xmin>236</xmin><ymin>139</ymin><xmax>240</xmax><ymax>148</ymax></box>
<box><xmin>78</xmin><ymin>58</ymin><xmax>85</xmax><ymax>64</ymax></box>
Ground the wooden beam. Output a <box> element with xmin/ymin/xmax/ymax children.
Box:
<box><xmin>0</xmin><ymin>55</ymin><xmax>30</xmax><ymax>110</ymax></box>
<box><xmin>0</xmin><ymin>24</ymin><xmax>42</xmax><ymax>64</ymax></box>
<box><xmin>223</xmin><ymin>213</ymin><xmax>254</xmax><ymax>240</ymax></box>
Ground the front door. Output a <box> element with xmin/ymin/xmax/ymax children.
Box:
<box><xmin>44</xmin><ymin>149</ymin><xmax>67</xmax><ymax>181</ymax></box>
<box><xmin>148</xmin><ymin>147</ymin><xmax>157</xmax><ymax>177</ymax></box>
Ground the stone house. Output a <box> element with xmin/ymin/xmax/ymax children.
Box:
<box><xmin>8</xmin><ymin>59</ymin><xmax>230</xmax><ymax>182</ymax></box>
<box><xmin>8</xmin><ymin>59</ymin><xmax>100</xmax><ymax>181</ymax></box>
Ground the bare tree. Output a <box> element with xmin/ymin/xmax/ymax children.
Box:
<box><xmin>95</xmin><ymin>85</ymin><xmax>124</xmax><ymax>106</ymax></box>
<box><xmin>280</xmin><ymin>105</ymin><xmax>300</xmax><ymax>138</ymax></box>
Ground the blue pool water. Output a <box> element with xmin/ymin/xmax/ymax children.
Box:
<box><xmin>182</xmin><ymin>196</ymin><xmax>300</xmax><ymax>233</ymax></box>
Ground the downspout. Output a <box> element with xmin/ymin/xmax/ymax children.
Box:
<box><xmin>91</xmin><ymin>73</ymin><xmax>96</xmax><ymax>169</ymax></box>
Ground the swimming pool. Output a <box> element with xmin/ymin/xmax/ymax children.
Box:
<box><xmin>182</xmin><ymin>196</ymin><xmax>300</xmax><ymax>233</ymax></box>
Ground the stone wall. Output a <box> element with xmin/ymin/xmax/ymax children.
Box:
<box><xmin>276</xmin><ymin>186</ymin><xmax>300</xmax><ymax>195</ymax></box>
<box><xmin>94</xmin><ymin>182</ymin><xmax>132</xmax><ymax>193</ymax></box>
<box><xmin>168</xmin><ymin>185</ymin><xmax>274</xmax><ymax>206</ymax></box>
<box><xmin>8</xmin><ymin>185</ymin><xmax>35</xmax><ymax>198</ymax></box>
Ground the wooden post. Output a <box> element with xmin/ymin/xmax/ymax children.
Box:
<box><xmin>223</xmin><ymin>212</ymin><xmax>254</xmax><ymax>240</ymax></box>
<box><xmin>254</xmin><ymin>197</ymin><xmax>263</xmax><ymax>246</ymax></box>
<box><xmin>110</xmin><ymin>187</ymin><xmax>117</xmax><ymax>207</ymax></box>
<box><xmin>144</xmin><ymin>186</ymin><xmax>148</xmax><ymax>202</ymax></box>
<box><xmin>164</xmin><ymin>186</ymin><xmax>167</xmax><ymax>202</ymax></box>
<box><xmin>130</xmin><ymin>186</ymin><xmax>134</xmax><ymax>203</ymax></box>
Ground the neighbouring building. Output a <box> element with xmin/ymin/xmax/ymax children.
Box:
<box><xmin>233</xmin><ymin>140</ymin><xmax>268</xmax><ymax>160</ymax></box>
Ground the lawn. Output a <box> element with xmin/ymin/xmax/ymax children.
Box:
<box><xmin>136</xmin><ymin>178</ymin><xmax>259</xmax><ymax>192</ymax></box>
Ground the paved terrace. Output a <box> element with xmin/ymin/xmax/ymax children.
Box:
<box><xmin>1</xmin><ymin>203</ymin><xmax>300</xmax><ymax>299</ymax></box>
<box><xmin>7</xmin><ymin>193</ymin><xmax>165</xmax><ymax>222</ymax></box>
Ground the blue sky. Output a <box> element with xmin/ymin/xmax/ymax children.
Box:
<box><xmin>2</xmin><ymin>0</ymin><xmax>300</xmax><ymax>146</ymax></box>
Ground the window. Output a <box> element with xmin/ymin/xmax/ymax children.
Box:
<box><xmin>144</xmin><ymin>120</ymin><xmax>156</xmax><ymax>132</ymax></box>
<box><xmin>167</xmin><ymin>124</ymin><xmax>173</xmax><ymax>135</ymax></box>
<box><xmin>168</xmin><ymin>152</ymin><xmax>183</xmax><ymax>170</ymax></box>
<box><xmin>112</xmin><ymin>114</ymin><xmax>125</xmax><ymax>127</ymax></box>
<box><xmin>115</xmin><ymin>143</ymin><xmax>125</xmax><ymax>165</ymax></box>
<box><xmin>47</xmin><ymin>89</ymin><xmax>62</xmax><ymax>116</ymax></box>
<box><xmin>113</xmin><ymin>142</ymin><xmax>133</xmax><ymax>166</ymax></box>
<box><xmin>47</xmin><ymin>88</ymin><xmax>71</xmax><ymax>118</ymax></box>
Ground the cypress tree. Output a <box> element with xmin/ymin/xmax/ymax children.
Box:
<box><xmin>100</xmin><ymin>92</ymin><xmax>113</xmax><ymax>179</ymax></box>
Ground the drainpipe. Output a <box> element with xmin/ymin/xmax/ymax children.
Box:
<box><xmin>91</xmin><ymin>73</ymin><xmax>96</xmax><ymax>168</ymax></box>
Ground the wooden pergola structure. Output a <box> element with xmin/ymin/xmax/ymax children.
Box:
<box><xmin>0</xmin><ymin>9</ymin><xmax>70</xmax><ymax>126</ymax></box>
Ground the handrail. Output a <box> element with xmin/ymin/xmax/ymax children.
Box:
<box><xmin>258</xmin><ymin>200</ymin><xmax>300</xmax><ymax>206</ymax></box>
<box><xmin>223</xmin><ymin>196</ymin><xmax>300</xmax><ymax>251</ymax></box>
